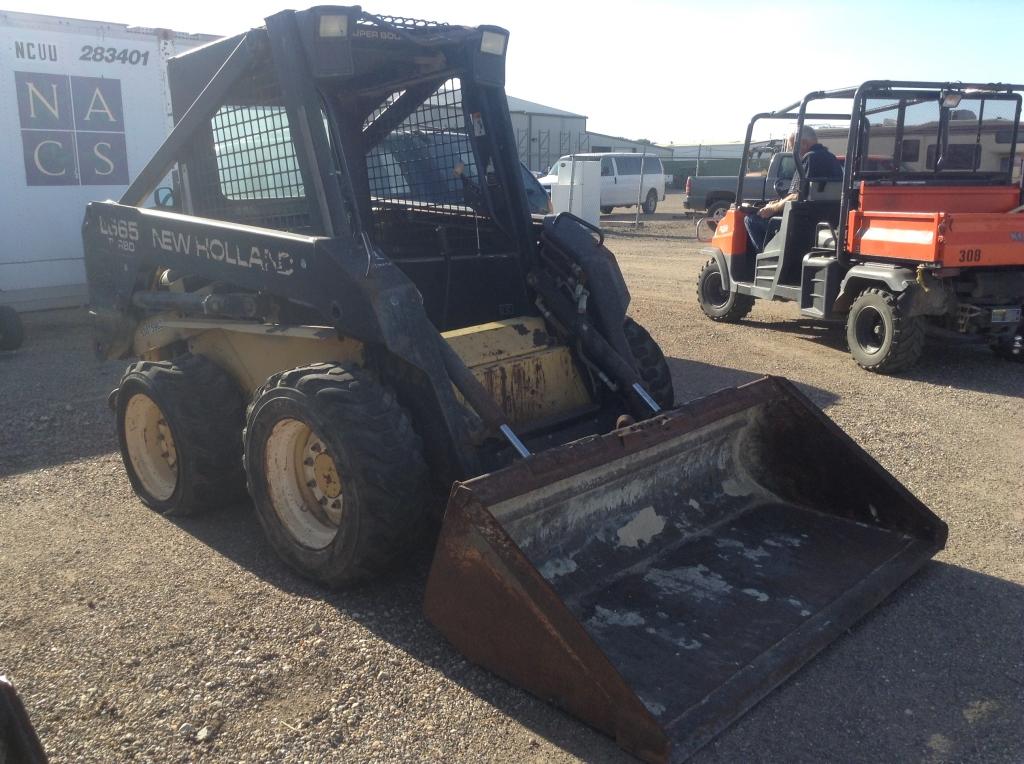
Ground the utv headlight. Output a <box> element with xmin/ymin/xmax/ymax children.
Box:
<box><xmin>319</xmin><ymin>14</ymin><xmax>349</xmax><ymax>38</ymax></box>
<box><xmin>480</xmin><ymin>30</ymin><xmax>507</xmax><ymax>56</ymax></box>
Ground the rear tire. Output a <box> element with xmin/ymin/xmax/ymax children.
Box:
<box><xmin>116</xmin><ymin>353</ymin><xmax>246</xmax><ymax>515</ymax></box>
<box><xmin>243</xmin><ymin>363</ymin><xmax>430</xmax><ymax>587</ymax></box>
<box><xmin>624</xmin><ymin>317</ymin><xmax>673</xmax><ymax>409</ymax></box>
<box><xmin>706</xmin><ymin>201</ymin><xmax>731</xmax><ymax>224</ymax></box>
<box><xmin>846</xmin><ymin>287</ymin><xmax>925</xmax><ymax>373</ymax></box>
<box><xmin>600</xmin><ymin>205</ymin><xmax>614</xmax><ymax>215</ymax></box>
<box><xmin>642</xmin><ymin>190</ymin><xmax>658</xmax><ymax>215</ymax></box>
<box><xmin>0</xmin><ymin>305</ymin><xmax>24</xmax><ymax>350</ymax></box>
<box><xmin>696</xmin><ymin>258</ymin><xmax>755</xmax><ymax>322</ymax></box>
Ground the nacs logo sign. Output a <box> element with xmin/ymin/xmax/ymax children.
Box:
<box><xmin>15</xmin><ymin>71</ymin><xmax>129</xmax><ymax>186</ymax></box>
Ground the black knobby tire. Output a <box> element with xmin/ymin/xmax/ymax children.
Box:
<box><xmin>600</xmin><ymin>205</ymin><xmax>614</xmax><ymax>215</ymax></box>
<box><xmin>696</xmin><ymin>258</ymin><xmax>756</xmax><ymax>322</ymax></box>
<box><xmin>642</xmin><ymin>190</ymin><xmax>658</xmax><ymax>215</ymax></box>
<box><xmin>623</xmin><ymin>317</ymin><xmax>674</xmax><ymax>410</ymax></box>
<box><xmin>846</xmin><ymin>287</ymin><xmax>925</xmax><ymax>373</ymax></box>
<box><xmin>116</xmin><ymin>353</ymin><xmax>246</xmax><ymax>515</ymax></box>
<box><xmin>0</xmin><ymin>305</ymin><xmax>25</xmax><ymax>351</ymax></box>
<box><xmin>243</xmin><ymin>363</ymin><xmax>431</xmax><ymax>587</ymax></box>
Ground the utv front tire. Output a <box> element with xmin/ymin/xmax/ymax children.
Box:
<box><xmin>624</xmin><ymin>317</ymin><xmax>674</xmax><ymax>409</ymax></box>
<box><xmin>846</xmin><ymin>287</ymin><xmax>925</xmax><ymax>373</ymax></box>
<box><xmin>116</xmin><ymin>354</ymin><xmax>246</xmax><ymax>515</ymax></box>
<box><xmin>0</xmin><ymin>305</ymin><xmax>24</xmax><ymax>350</ymax></box>
<box><xmin>243</xmin><ymin>363</ymin><xmax>430</xmax><ymax>587</ymax></box>
<box><xmin>696</xmin><ymin>258</ymin><xmax>755</xmax><ymax>322</ymax></box>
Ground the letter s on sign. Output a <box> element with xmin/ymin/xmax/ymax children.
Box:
<box><xmin>93</xmin><ymin>142</ymin><xmax>115</xmax><ymax>176</ymax></box>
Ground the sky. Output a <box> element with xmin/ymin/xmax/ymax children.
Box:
<box><xmin>7</xmin><ymin>0</ymin><xmax>1024</xmax><ymax>144</ymax></box>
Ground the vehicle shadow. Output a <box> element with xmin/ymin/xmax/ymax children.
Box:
<box><xmin>172</xmin><ymin>506</ymin><xmax>1024</xmax><ymax>763</ymax></box>
<box><xmin>664</xmin><ymin>355</ymin><xmax>841</xmax><ymax>410</ymax></box>
<box><xmin>742</xmin><ymin>318</ymin><xmax>1023</xmax><ymax>397</ymax></box>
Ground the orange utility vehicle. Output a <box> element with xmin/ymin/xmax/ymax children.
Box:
<box><xmin>697</xmin><ymin>81</ymin><xmax>1024</xmax><ymax>372</ymax></box>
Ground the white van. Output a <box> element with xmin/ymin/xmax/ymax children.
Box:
<box><xmin>539</xmin><ymin>152</ymin><xmax>666</xmax><ymax>214</ymax></box>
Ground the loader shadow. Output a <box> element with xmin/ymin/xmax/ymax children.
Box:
<box><xmin>0</xmin><ymin>309</ymin><xmax>123</xmax><ymax>479</ymax></box>
<box><xmin>173</xmin><ymin>506</ymin><xmax>1024</xmax><ymax>764</ymax></box>
<box><xmin>171</xmin><ymin>502</ymin><xmax>630</xmax><ymax>762</ymax></box>
<box><xmin>664</xmin><ymin>355</ymin><xmax>841</xmax><ymax>411</ymax></box>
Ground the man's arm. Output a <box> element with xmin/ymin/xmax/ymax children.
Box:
<box><xmin>758</xmin><ymin>192</ymin><xmax>797</xmax><ymax>218</ymax></box>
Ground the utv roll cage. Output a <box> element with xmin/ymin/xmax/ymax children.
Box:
<box><xmin>735</xmin><ymin>80</ymin><xmax>1024</xmax><ymax>264</ymax></box>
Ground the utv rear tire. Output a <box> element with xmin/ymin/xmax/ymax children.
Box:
<box><xmin>601</xmin><ymin>205</ymin><xmax>614</xmax><ymax>215</ymax></box>
<box><xmin>846</xmin><ymin>287</ymin><xmax>925</xmax><ymax>373</ymax></box>
<box><xmin>0</xmin><ymin>305</ymin><xmax>24</xmax><ymax>350</ymax></box>
<box><xmin>116</xmin><ymin>354</ymin><xmax>246</xmax><ymax>515</ymax></box>
<box><xmin>696</xmin><ymin>258</ymin><xmax>755</xmax><ymax>322</ymax></box>
<box><xmin>624</xmin><ymin>317</ymin><xmax>674</xmax><ymax>409</ymax></box>
<box><xmin>642</xmin><ymin>190</ymin><xmax>658</xmax><ymax>215</ymax></box>
<box><xmin>243</xmin><ymin>363</ymin><xmax>430</xmax><ymax>587</ymax></box>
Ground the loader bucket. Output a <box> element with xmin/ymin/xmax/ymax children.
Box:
<box><xmin>424</xmin><ymin>376</ymin><xmax>946</xmax><ymax>763</ymax></box>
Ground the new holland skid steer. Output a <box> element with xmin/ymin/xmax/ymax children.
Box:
<box><xmin>698</xmin><ymin>81</ymin><xmax>1024</xmax><ymax>373</ymax></box>
<box><xmin>84</xmin><ymin>11</ymin><xmax>946</xmax><ymax>761</ymax></box>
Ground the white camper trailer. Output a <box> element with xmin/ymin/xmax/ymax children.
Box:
<box><xmin>0</xmin><ymin>10</ymin><xmax>213</xmax><ymax>311</ymax></box>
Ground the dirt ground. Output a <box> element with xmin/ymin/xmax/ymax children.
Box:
<box><xmin>1</xmin><ymin>193</ymin><xmax>1022</xmax><ymax>762</ymax></box>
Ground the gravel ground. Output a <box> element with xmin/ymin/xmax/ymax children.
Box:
<box><xmin>1</xmin><ymin>194</ymin><xmax>1022</xmax><ymax>762</ymax></box>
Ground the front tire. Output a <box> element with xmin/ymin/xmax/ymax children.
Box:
<box><xmin>642</xmin><ymin>190</ymin><xmax>658</xmax><ymax>215</ymax></box>
<box><xmin>846</xmin><ymin>287</ymin><xmax>925</xmax><ymax>373</ymax></box>
<box><xmin>623</xmin><ymin>317</ymin><xmax>673</xmax><ymax>409</ymax></box>
<box><xmin>600</xmin><ymin>205</ymin><xmax>614</xmax><ymax>215</ymax></box>
<box><xmin>243</xmin><ymin>363</ymin><xmax>430</xmax><ymax>587</ymax></box>
<box><xmin>0</xmin><ymin>305</ymin><xmax>25</xmax><ymax>350</ymax></box>
<box><xmin>696</xmin><ymin>258</ymin><xmax>755</xmax><ymax>322</ymax></box>
<box><xmin>116</xmin><ymin>354</ymin><xmax>246</xmax><ymax>515</ymax></box>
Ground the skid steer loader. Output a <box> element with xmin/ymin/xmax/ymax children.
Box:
<box><xmin>84</xmin><ymin>9</ymin><xmax>946</xmax><ymax>761</ymax></box>
<box><xmin>698</xmin><ymin>81</ymin><xmax>1024</xmax><ymax>373</ymax></box>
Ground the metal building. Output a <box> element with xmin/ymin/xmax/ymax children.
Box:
<box><xmin>507</xmin><ymin>96</ymin><xmax>588</xmax><ymax>175</ymax></box>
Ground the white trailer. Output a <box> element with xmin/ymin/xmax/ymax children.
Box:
<box><xmin>0</xmin><ymin>10</ymin><xmax>213</xmax><ymax>311</ymax></box>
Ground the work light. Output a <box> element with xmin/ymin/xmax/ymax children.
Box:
<box><xmin>318</xmin><ymin>14</ymin><xmax>349</xmax><ymax>38</ymax></box>
<box><xmin>480</xmin><ymin>30</ymin><xmax>507</xmax><ymax>56</ymax></box>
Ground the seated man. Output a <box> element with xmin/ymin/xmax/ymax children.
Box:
<box><xmin>745</xmin><ymin>126</ymin><xmax>843</xmax><ymax>252</ymax></box>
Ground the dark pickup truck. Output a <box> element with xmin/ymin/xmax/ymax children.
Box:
<box><xmin>683</xmin><ymin>151</ymin><xmax>796</xmax><ymax>222</ymax></box>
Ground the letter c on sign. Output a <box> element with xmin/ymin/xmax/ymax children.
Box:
<box><xmin>34</xmin><ymin>139</ymin><xmax>66</xmax><ymax>176</ymax></box>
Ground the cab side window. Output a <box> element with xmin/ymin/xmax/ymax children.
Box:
<box><xmin>601</xmin><ymin>157</ymin><xmax>614</xmax><ymax>177</ymax></box>
<box><xmin>616</xmin><ymin>156</ymin><xmax>642</xmax><ymax>175</ymax></box>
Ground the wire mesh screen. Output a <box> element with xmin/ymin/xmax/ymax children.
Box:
<box><xmin>211</xmin><ymin>106</ymin><xmax>305</xmax><ymax>200</ymax></box>
<box><xmin>183</xmin><ymin>61</ymin><xmax>314</xmax><ymax>233</ymax></box>
<box><xmin>365</xmin><ymin>79</ymin><xmax>482</xmax><ymax>218</ymax></box>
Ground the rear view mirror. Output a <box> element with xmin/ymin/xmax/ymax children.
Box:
<box><xmin>153</xmin><ymin>186</ymin><xmax>175</xmax><ymax>208</ymax></box>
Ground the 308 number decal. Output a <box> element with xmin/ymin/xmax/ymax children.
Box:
<box><xmin>959</xmin><ymin>248</ymin><xmax>982</xmax><ymax>263</ymax></box>
<box><xmin>79</xmin><ymin>46</ymin><xmax>150</xmax><ymax>66</ymax></box>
